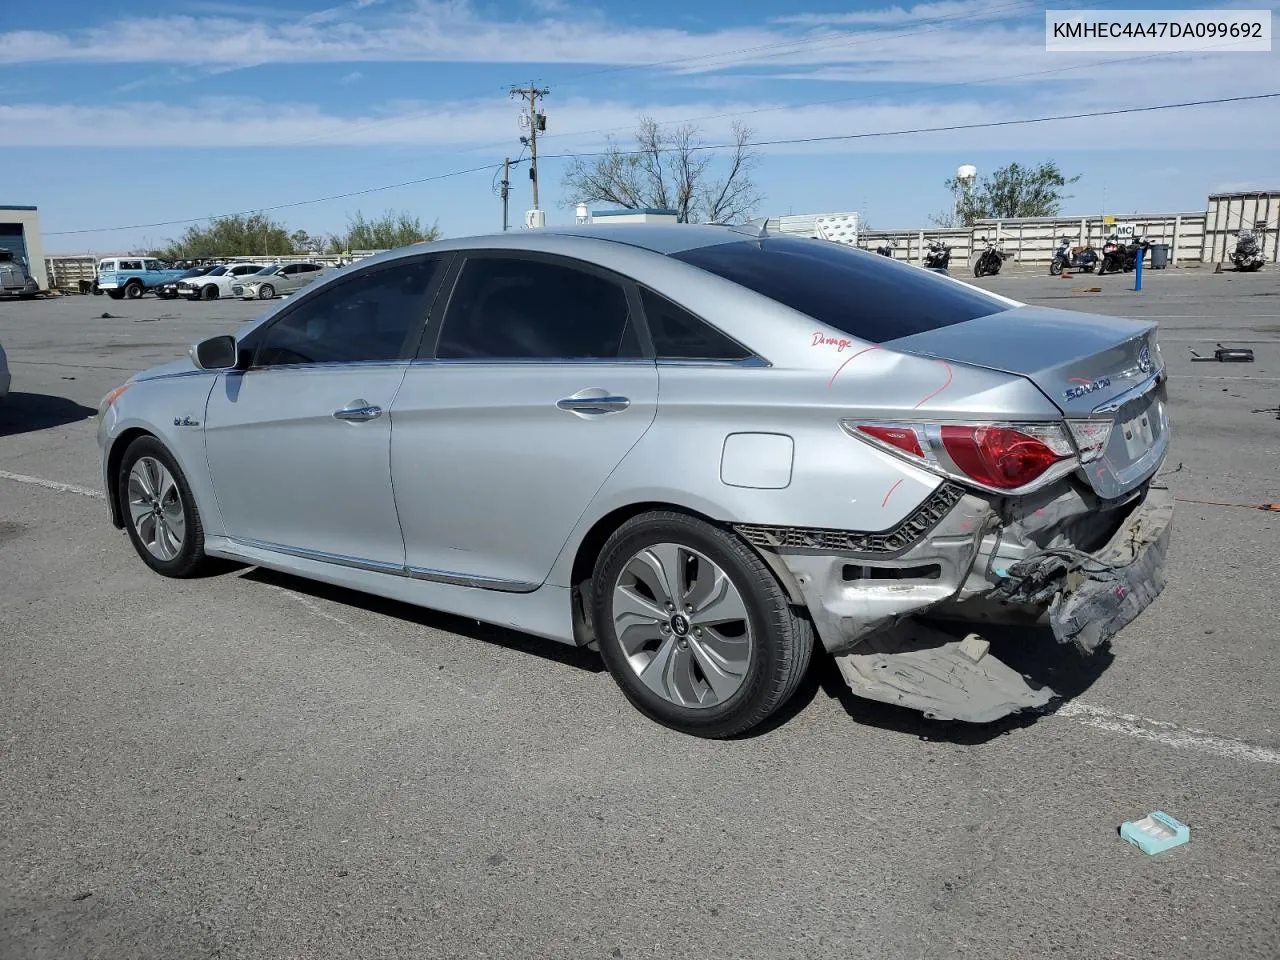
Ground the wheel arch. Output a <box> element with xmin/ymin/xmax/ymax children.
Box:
<box><xmin>105</xmin><ymin>427</ymin><xmax>157</xmax><ymax>527</ymax></box>
<box><xmin>564</xmin><ymin>499</ymin><xmax>807</xmax><ymax>647</ymax></box>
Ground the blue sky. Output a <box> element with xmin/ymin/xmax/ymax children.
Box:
<box><xmin>3</xmin><ymin>0</ymin><xmax>1278</xmax><ymax>253</ymax></box>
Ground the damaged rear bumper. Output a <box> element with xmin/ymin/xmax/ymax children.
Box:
<box><xmin>746</xmin><ymin>482</ymin><xmax>1173</xmax><ymax>722</ymax></box>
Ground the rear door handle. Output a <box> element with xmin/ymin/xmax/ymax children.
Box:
<box><xmin>333</xmin><ymin>400</ymin><xmax>383</xmax><ymax>422</ymax></box>
<box><xmin>556</xmin><ymin>395</ymin><xmax>631</xmax><ymax>415</ymax></box>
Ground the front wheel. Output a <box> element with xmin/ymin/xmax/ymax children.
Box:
<box><xmin>200</xmin><ymin>284</ymin><xmax>218</xmax><ymax>301</ymax></box>
<box><xmin>591</xmin><ymin>511</ymin><xmax>814</xmax><ymax>738</ymax></box>
<box><xmin>1049</xmin><ymin>257</ymin><xmax>1064</xmax><ymax>276</ymax></box>
<box><xmin>973</xmin><ymin>260</ymin><xmax>986</xmax><ymax>278</ymax></box>
<box><xmin>117</xmin><ymin>436</ymin><xmax>212</xmax><ymax>578</ymax></box>
<box><xmin>257</xmin><ymin>283</ymin><xmax>275</xmax><ymax>300</ymax></box>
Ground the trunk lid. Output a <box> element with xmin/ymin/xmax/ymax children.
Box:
<box><xmin>888</xmin><ymin>305</ymin><xmax>1168</xmax><ymax>499</ymax></box>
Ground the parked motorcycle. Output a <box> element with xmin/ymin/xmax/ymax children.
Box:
<box><xmin>972</xmin><ymin>238</ymin><xmax>1010</xmax><ymax>277</ymax></box>
<box><xmin>923</xmin><ymin>239</ymin><xmax>952</xmax><ymax>271</ymax></box>
<box><xmin>1230</xmin><ymin>229</ymin><xmax>1265</xmax><ymax>271</ymax></box>
<box><xmin>875</xmin><ymin>239</ymin><xmax>896</xmax><ymax>257</ymax></box>
<box><xmin>1049</xmin><ymin>236</ymin><xmax>1098</xmax><ymax>275</ymax></box>
<box><xmin>1099</xmin><ymin>235</ymin><xmax>1153</xmax><ymax>275</ymax></box>
<box><xmin>1098</xmin><ymin>235</ymin><xmax>1124</xmax><ymax>275</ymax></box>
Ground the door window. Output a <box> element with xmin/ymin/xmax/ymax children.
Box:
<box><xmin>120</xmin><ymin>260</ymin><xmax>142</xmax><ymax>271</ymax></box>
<box><xmin>254</xmin><ymin>258</ymin><xmax>442</xmax><ymax>367</ymax></box>
<box><xmin>640</xmin><ymin>288</ymin><xmax>753</xmax><ymax>361</ymax></box>
<box><xmin>436</xmin><ymin>256</ymin><xmax>640</xmax><ymax>360</ymax></box>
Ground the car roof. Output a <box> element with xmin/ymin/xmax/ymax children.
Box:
<box><xmin>535</xmin><ymin>222</ymin><xmax>745</xmax><ymax>254</ymax></box>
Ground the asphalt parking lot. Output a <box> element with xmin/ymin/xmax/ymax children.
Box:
<box><xmin>2</xmin><ymin>268</ymin><xmax>1278</xmax><ymax>960</ymax></box>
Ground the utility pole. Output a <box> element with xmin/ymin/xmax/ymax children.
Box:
<box><xmin>510</xmin><ymin>84</ymin><xmax>549</xmax><ymax>210</ymax></box>
<box><xmin>501</xmin><ymin>157</ymin><xmax>511</xmax><ymax>231</ymax></box>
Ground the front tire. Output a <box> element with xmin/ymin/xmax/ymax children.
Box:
<box><xmin>1049</xmin><ymin>257</ymin><xmax>1064</xmax><ymax>276</ymax></box>
<box><xmin>591</xmin><ymin>511</ymin><xmax>814</xmax><ymax>738</ymax></box>
<box><xmin>257</xmin><ymin>283</ymin><xmax>275</xmax><ymax>300</ymax></box>
<box><xmin>201</xmin><ymin>284</ymin><xmax>218</xmax><ymax>301</ymax></box>
<box><xmin>117</xmin><ymin>436</ymin><xmax>211</xmax><ymax>578</ymax></box>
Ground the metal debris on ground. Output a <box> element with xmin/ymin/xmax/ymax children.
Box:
<box><xmin>1191</xmin><ymin>344</ymin><xmax>1254</xmax><ymax>362</ymax></box>
<box><xmin>1120</xmin><ymin>811</ymin><xmax>1190</xmax><ymax>855</ymax></box>
<box><xmin>1071</xmin><ymin>287</ymin><xmax>1102</xmax><ymax>293</ymax></box>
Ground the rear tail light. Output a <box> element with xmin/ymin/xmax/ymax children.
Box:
<box><xmin>844</xmin><ymin>419</ymin><xmax>1085</xmax><ymax>493</ymax></box>
<box><xmin>1065</xmin><ymin>420</ymin><xmax>1113</xmax><ymax>462</ymax></box>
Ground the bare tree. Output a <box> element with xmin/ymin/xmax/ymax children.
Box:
<box><xmin>562</xmin><ymin>117</ymin><xmax>761</xmax><ymax>224</ymax></box>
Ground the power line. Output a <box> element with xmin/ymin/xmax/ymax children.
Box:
<box><xmin>536</xmin><ymin>92</ymin><xmax>1280</xmax><ymax>161</ymax></box>
<box><xmin>46</xmin><ymin>92</ymin><xmax>1279</xmax><ymax>237</ymax></box>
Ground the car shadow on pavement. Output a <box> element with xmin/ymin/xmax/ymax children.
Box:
<box><xmin>241</xmin><ymin>567</ymin><xmax>606</xmax><ymax>674</ymax></box>
<box><xmin>808</xmin><ymin>623</ymin><xmax>1115</xmax><ymax>745</ymax></box>
<box><xmin>0</xmin><ymin>392</ymin><xmax>97</xmax><ymax>438</ymax></box>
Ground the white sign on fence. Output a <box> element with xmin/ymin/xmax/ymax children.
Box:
<box><xmin>1113</xmin><ymin>222</ymin><xmax>1136</xmax><ymax>239</ymax></box>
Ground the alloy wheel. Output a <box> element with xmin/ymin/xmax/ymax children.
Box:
<box><xmin>611</xmin><ymin>542</ymin><xmax>754</xmax><ymax>709</ymax></box>
<box><xmin>127</xmin><ymin>456</ymin><xmax>186</xmax><ymax>561</ymax></box>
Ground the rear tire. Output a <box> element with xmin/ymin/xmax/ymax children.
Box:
<box><xmin>591</xmin><ymin>511</ymin><xmax>814</xmax><ymax>739</ymax></box>
<box><xmin>106</xmin><ymin>290</ymin><xmax>125</xmax><ymax>300</ymax></box>
<box><xmin>124</xmin><ymin>281</ymin><xmax>143</xmax><ymax>299</ymax></box>
<box><xmin>116</xmin><ymin>436</ymin><xmax>211</xmax><ymax>579</ymax></box>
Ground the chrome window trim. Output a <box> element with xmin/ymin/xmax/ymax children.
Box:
<box><xmin>244</xmin><ymin>359</ymin><xmax>412</xmax><ymax>373</ymax></box>
<box><xmin>227</xmin><ymin>536</ymin><xmax>538</xmax><ymax>592</ymax></box>
<box><xmin>409</xmin><ymin>357</ymin><xmax>656</xmax><ymax>367</ymax></box>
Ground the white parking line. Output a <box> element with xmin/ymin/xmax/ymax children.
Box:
<box><xmin>5</xmin><ymin>468</ymin><xmax>1279</xmax><ymax>762</ymax></box>
<box><xmin>0</xmin><ymin>470</ymin><xmax>104</xmax><ymax>499</ymax></box>
<box><xmin>1055</xmin><ymin>702</ymin><xmax>1280</xmax><ymax>765</ymax></box>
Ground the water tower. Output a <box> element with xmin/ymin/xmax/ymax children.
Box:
<box><xmin>954</xmin><ymin>164</ymin><xmax>977</xmax><ymax>223</ymax></box>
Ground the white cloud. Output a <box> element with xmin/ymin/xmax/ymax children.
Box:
<box><xmin>4</xmin><ymin>89</ymin><xmax>1276</xmax><ymax>154</ymax></box>
<box><xmin>773</xmin><ymin>0</ymin><xmax>1030</xmax><ymax>27</ymax></box>
<box><xmin>339</xmin><ymin>70</ymin><xmax>364</xmax><ymax>84</ymax></box>
<box><xmin>0</xmin><ymin>0</ymin><xmax>1042</xmax><ymax>71</ymax></box>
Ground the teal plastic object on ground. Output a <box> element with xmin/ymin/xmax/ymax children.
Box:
<box><xmin>1121</xmin><ymin>811</ymin><xmax>1190</xmax><ymax>855</ymax></box>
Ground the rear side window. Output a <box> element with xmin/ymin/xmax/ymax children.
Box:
<box><xmin>640</xmin><ymin>288</ymin><xmax>752</xmax><ymax>361</ymax></box>
<box><xmin>436</xmin><ymin>256</ymin><xmax>641</xmax><ymax>361</ymax></box>
<box><xmin>672</xmin><ymin>237</ymin><xmax>1011</xmax><ymax>344</ymax></box>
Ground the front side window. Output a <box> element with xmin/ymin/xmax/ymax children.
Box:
<box><xmin>640</xmin><ymin>288</ymin><xmax>752</xmax><ymax>361</ymax></box>
<box><xmin>144</xmin><ymin>260</ymin><xmax>162</xmax><ymax>271</ymax></box>
<box><xmin>672</xmin><ymin>237</ymin><xmax>1012</xmax><ymax>344</ymax></box>
<box><xmin>254</xmin><ymin>257</ymin><xmax>442</xmax><ymax>367</ymax></box>
<box><xmin>435</xmin><ymin>256</ymin><xmax>640</xmax><ymax>361</ymax></box>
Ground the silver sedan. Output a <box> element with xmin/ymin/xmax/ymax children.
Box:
<box><xmin>97</xmin><ymin>224</ymin><xmax>1172</xmax><ymax>737</ymax></box>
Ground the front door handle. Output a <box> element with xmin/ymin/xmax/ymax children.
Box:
<box><xmin>556</xmin><ymin>395</ymin><xmax>631</xmax><ymax>415</ymax></box>
<box><xmin>333</xmin><ymin>400</ymin><xmax>383</xmax><ymax>422</ymax></box>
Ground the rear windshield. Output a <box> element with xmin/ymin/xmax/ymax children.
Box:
<box><xmin>672</xmin><ymin>237</ymin><xmax>1011</xmax><ymax>343</ymax></box>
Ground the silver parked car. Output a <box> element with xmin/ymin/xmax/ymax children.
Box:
<box><xmin>97</xmin><ymin>225</ymin><xmax>1172</xmax><ymax>737</ymax></box>
<box><xmin>234</xmin><ymin>262</ymin><xmax>329</xmax><ymax>300</ymax></box>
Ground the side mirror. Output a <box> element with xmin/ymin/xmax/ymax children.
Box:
<box><xmin>191</xmin><ymin>334</ymin><xmax>239</xmax><ymax>370</ymax></box>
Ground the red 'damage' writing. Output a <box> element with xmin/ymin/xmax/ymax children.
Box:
<box><xmin>812</xmin><ymin>332</ymin><xmax>855</xmax><ymax>351</ymax></box>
